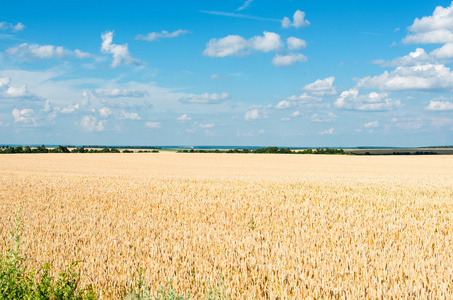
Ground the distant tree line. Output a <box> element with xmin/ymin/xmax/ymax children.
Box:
<box><xmin>357</xmin><ymin>151</ymin><xmax>438</xmax><ymax>155</ymax></box>
<box><xmin>178</xmin><ymin>147</ymin><xmax>345</xmax><ymax>154</ymax></box>
<box><xmin>0</xmin><ymin>145</ymin><xmax>159</xmax><ymax>154</ymax></box>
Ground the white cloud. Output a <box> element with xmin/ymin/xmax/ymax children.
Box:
<box><xmin>302</xmin><ymin>76</ymin><xmax>338</xmax><ymax>96</ymax></box>
<box><xmin>0</xmin><ymin>77</ymin><xmax>29</xmax><ymax>98</ymax></box>
<box><xmin>375</xmin><ymin>48</ymin><xmax>435</xmax><ymax>67</ymax></box>
<box><xmin>364</xmin><ymin>120</ymin><xmax>379</xmax><ymax>128</ymax></box>
<box><xmin>74</xmin><ymin>49</ymin><xmax>93</xmax><ymax>58</ymax></box>
<box><xmin>210</xmin><ymin>74</ymin><xmax>219</xmax><ymax>80</ymax></box>
<box><xmin>402</xmin><ymin>3</ymin><xmax>453</xmax><ymax>59</ymax></box>
<box><xmin>203</xmin><ymin>35</ymin><xmax>248</xmax><ymax>57</ymax></box>
<box><xmin>0</xmin><ymin>21</ymin><xmax>25</xmax><ymax>32</ymax></box>
<box><xmin>177</xmin><ymin>114</ymin><xmax>191</xmax><ymax>121</ymax></box>
<box><xmin>145</xmin><ymin>121</ymin><xmax>161</xmax><ymax>128</ymax></box>
<box><xmin>237</xmin><ymin>0</ymin><xmax>254</xmax><ymax>11</ymax></box>
<box><xmin>290</xmin><ymin>111</ymin><xmax>300</xmax><ymax>117</ymax></box>
<box><xmin>318</xmin><ymin>128</ymin><xmax>335</xmax><ymax>135</ymax></box>
<box><xmin>199</xmin><ymin>123</ymin><xmax>214</xmax><ymax>128</ymax></box>
<box><xmin>245</xmin><ymin>108</ymin><xmax>267</xmax><ymax>120</ymax></box>
<box><xmin>6</xmin><ymin>43</ymin><xmax>69</xmax><ymax>59</ymax></box>
<box><xmin>335</xmin><ymin>89</ymin><xmax>400</xmax><ymax>111</ymax></box>
<box><xmin>59</xmin><ymin>103</ymin><xmax>79</xmax><ymax>114</ymax></box>
<box><xmin>282</xmin><ymin>10</ymin><xmax>310</xmax><ymax>29</ymax></box>
<box><xmin>245</xmin><ymin>109</ymin><xmax>259</xmax><ymax>120</ymax></box>
<box><xmin>309</xmin><ymin>112</ymin><xmax>338</xmax><ymax>122</ymax></box>
<box><xmin>101</xmin><ymin>31</ymin><xmax>141</xmax><ymax>68</ymax></box>
<box><xmin>12</xmin><ymin>108</ymin><xmax>34</xmax><ymax>123</ymax></box>
<box><xmin>6</xmin><ymin>43</ymin><xmax>93</xmax><ymax>60</ymax></box>
<box><xmin>272</xmin><ymin>53</ymin><xmax>307</xmax><ymax>66</ymax></box>
<box><xmin>430</xmin><ymin>43</ymin><xmax>453</xmax><ymax>58</ymax></box>
<box><xmin>99</xmin><ymin>107</ymin><xmax>112</xmax><ymax>117</ymax></box>
<box><xmin>426</xmin><ymin>100</ymin><xmax>453</xmax><ymax>111</ymax></box>
<box><xmin>80</xmin><ymin>116</ymin><xmax>105</xmax><ymax>132</ymax></box>
<box><xmin>204</xmin><ymin>32</ymin><xmax>282</xmax><ymax>57</ymax></box>
<box><xmin>135</xmin><ymin>29</ymin><xmax>189</xmax><ymax>41</ymax></box>
<box><xmin>180</xmin><ymin>92</ymin><xmax>230</xmax><ymax>104</ymax></box>
<box><xmin>287</xmin><ymin>37</ymin><xmax>307</xmax><ymax>50</ymax></box>
<box><xmin>357</xmin><ymin>63</ymin><xmax>453</xmax><ymax>92</ymax></box>
<box><xmin>250</xmin><ymin>31</ymin><xmax>283</xmax><ymax>52</ymax></box>
<box><xmin>92</xmin><ymin>88</ymin><xmax>148</xmax><ymax>98</ymax></box>
<box><xmin>120</xmin><ymin>110</ymin><xmax>141</xmax><ymax>120</ymax></box>
<box><xmin>403</xmin><ymin>2</ymin><xmax>453</xmax><ymax>44</ymax></box>
<box><xmin>276</xmin><ymin>92</ymin><xmax>322</xmax><ymax>109</ymax></box>
<box><xmin>281</xmin><ymin>117</ymin><xmax>290</xmax><ymax>121</ymax></box>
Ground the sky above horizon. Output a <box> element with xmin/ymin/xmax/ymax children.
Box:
<box><xmin>1</xmin><ymin>0</ymin><xmax>453</xmax><ymax>147</ymax></box>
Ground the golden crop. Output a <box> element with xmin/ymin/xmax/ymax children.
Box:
<box><xmin>0</xmin><ymin>153</ymin><xmax>452</xmax><ymax>299</ymax></box>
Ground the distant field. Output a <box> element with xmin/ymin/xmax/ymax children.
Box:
<box><xmin>1</xmin><ymin>153</ymin><xmax>452</xmax><ymax>299</ymax></box>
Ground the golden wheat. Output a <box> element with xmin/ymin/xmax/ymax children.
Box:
<box><xmin>1</xmin><ymin>153</ymin><xmax>452</xmax><ymax>299</ymax></box>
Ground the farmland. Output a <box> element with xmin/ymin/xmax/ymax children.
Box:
<box><xmin>1</xmin><ymin>153</ymin><xmax>452</xmax><ymax>299</ymax></box>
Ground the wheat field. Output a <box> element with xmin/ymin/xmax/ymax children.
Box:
<box><xmin>0</xmin><ymin>153</ymin><xmax>452</xmax><ymax>299</ymax></box>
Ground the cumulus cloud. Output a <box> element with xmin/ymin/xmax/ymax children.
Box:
<box><xmin>199</xmin><ymin>123</ymin><xmax>214</xmax><ymax>128</ymax></box>
<box><xmin>335</xmin><ymin>89</ymin><xmax>400</xmax><ymax>111</ymax></box>
<box><xmin>145</xmin><ymin>121</ymin><xmax>161</xmax><ymax>128</ymax></box>
<box><xmin>92</xmin><ymin>88</ymin><xmax>148</xmax><ymax>98</ymax></box>
<box><xmin>80</xmin><ymin>116</ymin><xmax>105</xmax><ymax>132</ymax></box>
<box><xmin>402</xmin><ymin>3</ymin><xmax>453</xmax><ymax>59</ymax></box>
<box><xmin>0</xmin><ymin>77</ymin><xmax>30</xmax><ymax>98</ymax></box>
<box><xmin>282</xmin><ymin>10</ymin><xmax>310</xmax><ymax>29</ymax></box>
<box><xmin>101</xmin><ymin>31</ymin><xmax>141</xmax><ymax>68</ymax></box>
<box><xmin>309</xmin><ymin>112</ymin><xmax>338</xmax><ymax>122</ymax></box>
<box><xmin>374</xmin><ymin>48</ymin><xmax>434</xmax><ymax>67</ymax></box>
<box><xmin>177</xmin><ymin>114</ymin><xmax>191</xmax><ymax>121</ymax></box>
<box><xmin>275</xmin><ymin>93</ymin><xmax>322</xmax><ymax>109</ymax></box>
<box><xmin>74</xmin><ymin>49</ymin><xmax>93</xmax><ymax>58</ymax></box>
<box><xmin>6</xmin><ymin>43</ymin><xmax>93</xmax><ymax>60</ymax></box>
<box><xmin>0</xmin><ymin>21</ymin><xmax>25</xmax><ymax>32</ymax></box>
<box><xmin>290</xmin><ymin>111</ymin><xmax>300</xmax><ymax>117</ymax></box>
<box><xmin>135</xmin><ymin>29</ymin><xmax>189</xmax><ymax>41</ymax></box>
<box><xmin>250</xmin><ymin>32</ymin><xmax>283</xmax><ymax>52</ymax></box>
<box><xmin>204</xmin><ymin>31</ymin><xmax>282</xmax><ymax>57</ymax></box>
<box><xmin>180</xmin><ymin>92</ymin><xmax>230</xmax><ymax>104</ymax></box>
<box><xmin>12</xmin><ymin>108</ymin><xmax>34</xmax><ymax>123</ymax></box>
<box><xmin>364</xmin><ymin>120</ymin><xmax>379</xmax><ymax>128</ymax></box>
<box><xmin>272</xmin><ymin>53</ymin><xmax>307</xmax><ymax>66</ymax></box>
<box><xmin>302</xmin><ymin>76</ymin><xmax>338</xmax><ymax>96</ymax></box>
<box><xmin>6</xmin><ymin>43</ymin><xmax>69</xmax><ymax>59</ymax></box>
<box><xmin>99</xmin><ymin>107</ymin><xmax>112</xmax><ymax>117</ymax></box>
<box><xmin>356</xmin><ymin>63</ymin><xmax>453</xmax><ymax>91</ymax></box>
<box><xmin>403</xmin><ymin>2</ymin><xmax>453</xmax><ymax>44</ymax></box>
<box><xmin>426</xmin><ymin>100</ymin><xmax>453</xmax><ymax>111</ymax></box>
<box><xmin>59</xmin><ymin>103</ymin><xmax>79</xmax><ymax>114</ymax></box>
<box><xmin>120</xmin><ymin>110</ymin><xmax>141</xmax><ymax>120</ymax></box>
<box><xmin>245</xmin><ymin>108</ymin><xmax>267</xmax><ymax>120</ymax></box>
<box><xmin>286</xmin><ymin>37</ymin><xmax>307</xmax><ymax>50</ymax></box>
<box><xmin>203</xmin><ymin>35</ymin><xmax>248</xmax><ymax>57</ymax></box>
<box><xmin>318</xmin><ymin>128</ymin><xmax>335</xmax><ymax>135</ymax></box>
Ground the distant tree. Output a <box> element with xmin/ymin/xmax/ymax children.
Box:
<box><xmin>14</xmin><ymin>146</ymin><xmax>24</xmax><ymax>153</ymax></box>
<box><xmin>58</xmin><ymin>145</ymin><xmax>70</xmax><ymax>153</ymax></box>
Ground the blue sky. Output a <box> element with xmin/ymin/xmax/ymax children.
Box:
<box><xmin>1</xmin><ymin>0</ymin><xmax>453</xmax><ymax>147</ymax></box>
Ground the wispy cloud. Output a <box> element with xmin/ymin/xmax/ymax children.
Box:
<box><xmin>0</xmin><ymin>21</ymin><xmax>25</xmax><ymax>32</ymax></box>
<box><xmin>200</xmin><ymin>10</ymin><xmax>280</xmax><ymax>22</ymax></box>
<box><xmin>136</xmin><ymin>29</ymin><xmax>190</xmax><ymax>41</ymax></box>
<box><xmin>237</xmin><ymin>0</ymin><xmax>254</xmax><ymax>11</ymax></box>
